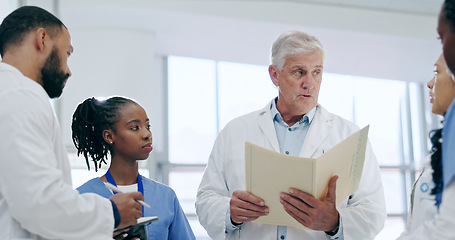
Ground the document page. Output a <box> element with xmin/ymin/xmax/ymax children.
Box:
<box><xmin>245</xmin><ymin>144</ymin><xmax>315</xmax><ymax>228</ymax></box>
<box><xmin>245</xmin><ymin>126</ymin><xmax>369</xmax><ymax>229</ymax></box>
<box><xmin>315</xmin><ymin>126</ymin><xmax>369</xmax><ymax>206</ymax></box>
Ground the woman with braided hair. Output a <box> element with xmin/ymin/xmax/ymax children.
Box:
<box><xmin>397</xmin><ymin>53</ymin><xmax>455</xmax><ymax>239</ymax></box>
<box><xmin>72</xmin><ymin>96</ymin><xmax>195</xmax><ymax>240</ymax></box>
<box><xmin>428</xmin><ymin>0</ymin><xmax>455</xmax><ymax>239</ymax></box>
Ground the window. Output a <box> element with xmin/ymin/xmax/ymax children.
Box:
<box><xmin>168</xmin><ymin>57</ymin><xmax>217</xmax><ymax>165</ymax></box>
<box><xmin>168</xmin><ymin>56</ymin><xmax>433</xmax><ymax>239</ymax></box>
<box><xmin>67</xmin><ymin>55</ymin><xmax>433</xmax><ymax>239</ymax></box>
<box><xmin>69</xmin><ymin>152</ymin><xmax>150</xmax><ymax>189</ymax></box>
<box><xmin>319</xmin><ymin>74</ymin><xmax>413</xmax><ymax>239</ymax></box>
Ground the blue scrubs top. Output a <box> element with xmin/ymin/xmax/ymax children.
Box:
<box><xmin>77</xmin><ymin>177</ymin><xmax>195</xmax><ymax>240</ymax></box>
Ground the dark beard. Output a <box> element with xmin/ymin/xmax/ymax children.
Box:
<box><xmin>41</xmin><ymin>47</ymin><xmax>69</xmax><ymax>98</ymax></box>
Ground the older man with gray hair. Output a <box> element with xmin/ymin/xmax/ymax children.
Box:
<box><xmin>196</xmin><ymin>30</ymin><xmax>386</xmax><ymax>240</ymax></box>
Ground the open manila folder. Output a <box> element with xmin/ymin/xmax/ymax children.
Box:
<box><xmin>245</xmin><ymin>125</ymin><xmax>369</xmax><ymax>230</ymax></box>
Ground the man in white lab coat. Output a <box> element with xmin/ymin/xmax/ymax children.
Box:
<box><xmin>0</xmin><ymin>6</ymin><xmax>144</xmax><ymax>239</ymax></box>
<box><xmin>196</xmin><ymin>31</ymin><xmax>386</xmax><ymax>240</ymax></box>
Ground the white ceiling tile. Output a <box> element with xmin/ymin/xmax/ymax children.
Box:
<box><xmin>282</xmin><ymin>0</ymin><xmax>443</xmax><ymax>15</ymax></box>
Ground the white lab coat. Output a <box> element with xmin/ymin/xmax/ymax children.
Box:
<box><xmin>397</xmin><ymin>155</ymin><xmax>437</xmax><ymax>240</ymax></box>
<box><xmin>431</xmin><ymin>180</ymin><xmax>455</xmax><ymax>239</ymax></box>
<box><xmin>0</xmin><ymin>63</ymin><xmax>114</xmax><ymax>239</ymax></box>
<box><xmin>196</xmin><ymin>101</ymin><xmax>386</xmax><ymax>240</ymax></box>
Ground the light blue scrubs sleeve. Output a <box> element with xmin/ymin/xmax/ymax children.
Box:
<box><xmin>169</xmin><ymin>196</ymin><xmax>196</xmax><ymax>240</ymax></box>
<box><xmin>443</xmin><ymin>100</ymin><xmax>455</xmax><ymax>190</ymax></box>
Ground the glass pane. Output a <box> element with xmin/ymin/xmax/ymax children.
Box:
<box><xmin>72</xmin><ymin>168</ymin><xmax>105</xmax><ymax>189</ymax></box>
<box><xmin>69</xmin><ymin>151</ymin><xmax>108</xmax><ymax>189</ymax></box>
<box><xmin>69</xmin><ymin>152</ymin><xmax>149</xmax><ymax>189</ymax></box>
<box><xmin>318</xmin><ymin>73</ymin><xmax>354</xmax><ymax>122</ymax></box>
<box><xmin>353</xmin><ymin>77</ymin><xmax>406</xmax><ymax>166</ymax></box>
<box><xmin>168</xmin><ymin>56</ymin><xmax>217</xmax><ymax>164</ymax></box>
<box><xmin>217</xmin><ymin>61</ymin><xmax>276</xmax><ymax>129</ymax></box>
<box><xmin>71</xmin><ymin>168</ymin><xmax>150</xmax><ymax>189</ymax></box>
<box><xmin>168</xmin><ymin>168</ymin><xmax>205</xmax><ymax>215</ymax></box>
<box><xmin>167</xmin><ymin>56</ymin><xmax>420</xmax><ymax>240</ymax></box>
<box><xmin>409</xmin><ymin>83</ymin><xmax>427</xmax><ymax>166</ymax></box>
<box><xmin>188</xmin><ymin>216</ymin><xmax>210</xmax><ymax>239</ymax></box>
<box><xmin>381</xmin><ymin>169</ymin><xmax>406</xmax><ymax>214</ymax></box>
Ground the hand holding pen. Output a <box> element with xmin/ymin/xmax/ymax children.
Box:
<box><xmin>109</xmin><ymin>191</ymin><xmax>145</xmax><ymax>229</ymax></box>
<box><xmin>105</xmin><ymin>182</ymin><xmax>151</xmax><ymax>208</ymax></box>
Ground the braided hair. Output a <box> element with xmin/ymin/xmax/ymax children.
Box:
<box><xmin>71</xmin><ymin>96</ymin><xmax>136</xmax><ymax>171</ymax></box>
<box><xmin>430</xmin><ymin>128</ymin><xmax>443</xmax><ymax>206</ymax></box>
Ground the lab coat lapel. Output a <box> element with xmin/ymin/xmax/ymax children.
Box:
<box><xmin>258</xmin><ymin>102</ymin><xmax>280</xmax><ymax>152</ymax></box>
<box><xmin>299</xmin><ymin>105</ymin><xmax>333</xmax><ymax>158</ymax></box>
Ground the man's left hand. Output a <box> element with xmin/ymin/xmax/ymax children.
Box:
<box><xmin>279</xmin><ymin>175</ymin><xmax>339</xmax><ymax>232</ymax></box>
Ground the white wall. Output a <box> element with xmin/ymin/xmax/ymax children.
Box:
<box><xmin>52</xmin><ymin>0</ymin><xmax>443</xmax><ymax>170</ymax></box>
<box><xmin>0</xmin><ymin>0</ymin><xmax>438</xmax><ymax>160</ymax></box>
<box><xmin>59</xmin><ymin>0</ymin><xmax>442</xmax><ymax>81</ymax></box>
<box><xmin>1</xmin><ymin>0</ymin><xmax>442</xmax><ymax>160</ymax></box>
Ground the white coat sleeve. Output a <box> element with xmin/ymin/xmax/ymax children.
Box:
<box><xmin>338</xmin><ymin>142</ymin><xmax>387</xmax><ymax>239</ymax></box>
<box><xmin>0</xmin><ymin>89</ymin><xmax>114</xmax><ymax>239</ymax></box>
<box><xmin>431</xmin><ymin>180</ymin><xmax>455</xmax><ymax>239</ymax></box>
<box><xmin>196</xmin><ymin>132</ymin><xmax>231</xmax><ymax>240</ymax></box>
<box><xmin>396</xmin><ymin>221</ymin><xmax>434</xmax><ymax>240</ymax></box>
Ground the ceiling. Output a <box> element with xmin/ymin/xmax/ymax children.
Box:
<box><xmin>57</xmin><ymin>0</ymin><xmax>445</xmax><ymax>83</ymax></box>
<box><xmin>8</xmin><ymin>0</ymin><xmax>445</xmax><ymax>20</ymax></box>
<box><xmin>243</xmin><ymin>0</ymin><xmax>444</xmax><ymax>15</ymax></box>
<box><xmin>0</xmin><ymin>0</ymin><xmax>434</xmax><ymax>83</ymax></box>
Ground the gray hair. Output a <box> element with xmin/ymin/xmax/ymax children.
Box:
<box><xmin>270</xmin><ymin>31</ymin><xmax>325</xmax><ymax>70</ymax></box>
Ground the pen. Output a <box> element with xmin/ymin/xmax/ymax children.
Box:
<box><xmin>105</xmin><ymin>182</ymin><xmax>151</xmax><ymax>208</ymax></box>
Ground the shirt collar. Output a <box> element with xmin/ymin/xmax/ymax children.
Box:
<box><xmin>270</xmin><ymin>97</ymin><xmax>317</xmax><ymax>125</ymax></box>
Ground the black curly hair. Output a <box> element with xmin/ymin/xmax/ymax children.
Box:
<box><xmin>430</xmin><ymin>128</ymin><xmax>443</xmax><ymax>199</ymax></box>
<box><xmin>0</xmin><ymin>6</ymin><xmax>65</xmax><ymax>57</ymax></box>
<box><xmin>71</xmin><ymin>96</ymin><xmax>136</xmax><ymax>171</ymax></box>
<box><xmin>443</xmin><ymin>0</ymin><xmax>455</xmax><ymax>32</ymax></box>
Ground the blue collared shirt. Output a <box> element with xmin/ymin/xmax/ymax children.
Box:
<box><xmin>270</xmin><ymin>98</ymin><xmax>316</xmax><ymax>157</ymax></box>
<box><xmin>227</xmin><ymin>100</ymin><xmax>342</xmax><ymax>239</ymax></box>
<box><xmin>271</xmin><ymin>98</ymin><xmax>316</xmax><ymax>240</ymax></box>
<box><xmin>226</xmin><ymin>99</ymin><xmax>315</xmax><ymax>236</ymax></box>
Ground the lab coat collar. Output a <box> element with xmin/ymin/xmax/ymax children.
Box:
<box><xmin>257</xmin><ymin>99</ymin><xmax>333</xmax><ymax>156</ymax></box>
<box><xmin>258</xmin><ymin>100</ymin><xmax>280</xmax><ymax>152</ymax></box>
<box><xmin>299</xmin><ymin>105</ymin><xmax>334</xmax><ymax>157</ymax></box>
